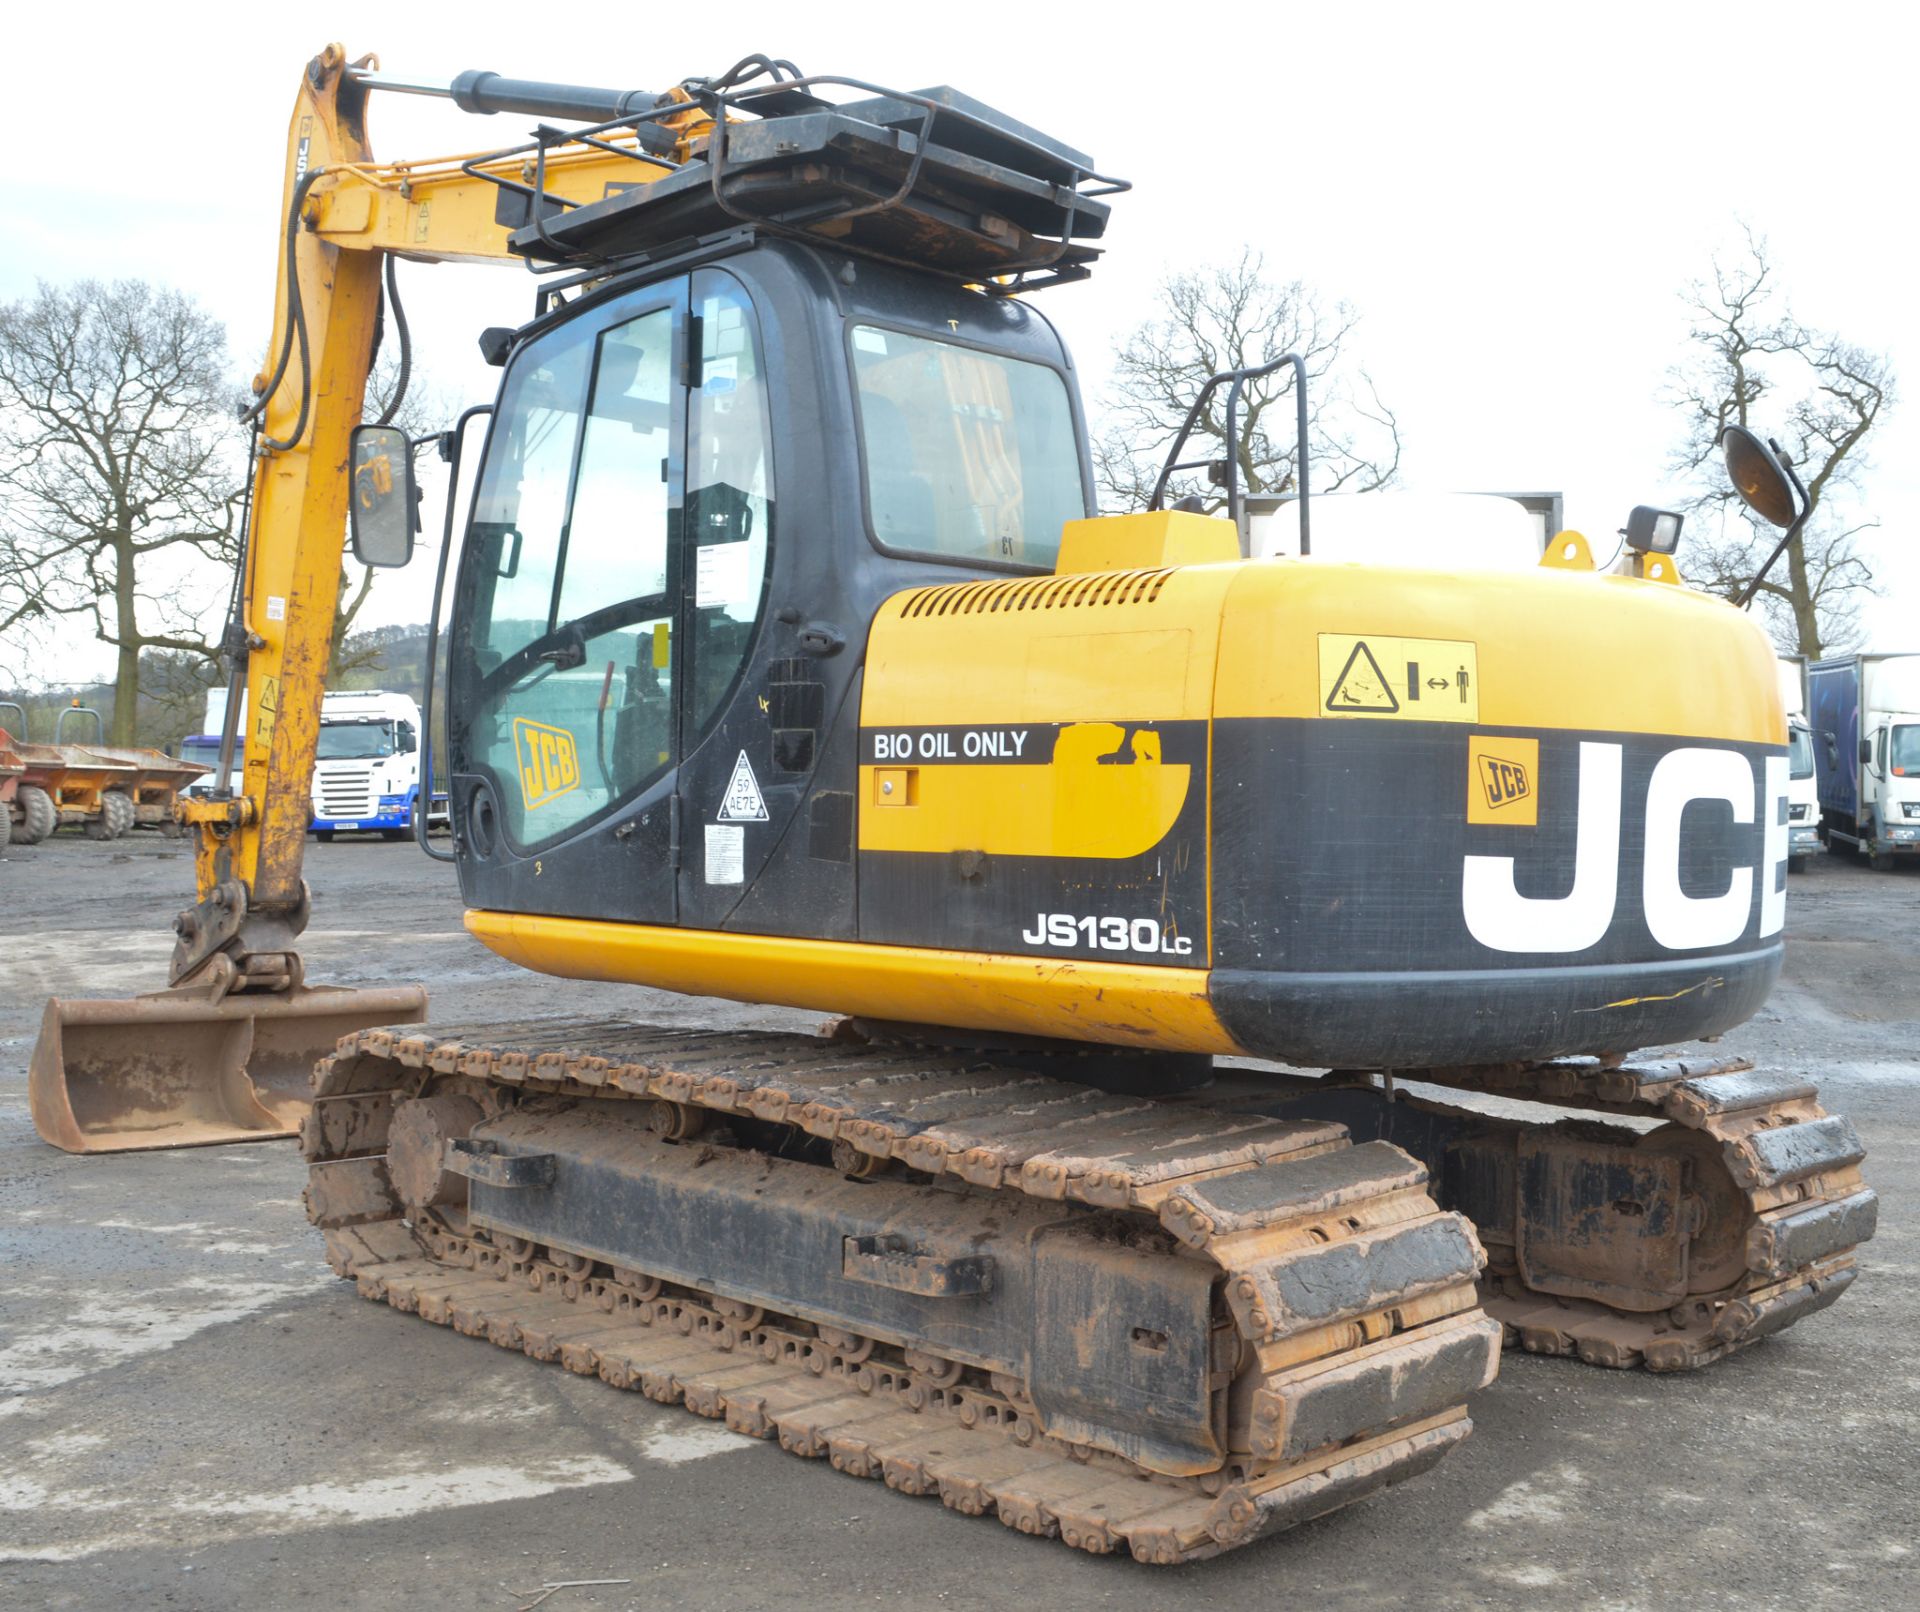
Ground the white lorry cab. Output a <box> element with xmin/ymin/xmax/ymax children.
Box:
<box><xmin>184</xmin><ymin>688</ymin><xmax>447</xmax><ymax>840</ymax></box>
<box><xmin>311</xmin><ymin>690</ymin><xmax>446</xmax><ymax>839</ymax></box>
<box><xmin>1809</xmin><ymin>652</ymin><xmax>1920</xmax><ymax>871</ymax></box>
<box><xmin>1777</xmin><ymin>656</ymin><xmax>1822</xmax><ymax>871</ymax></box>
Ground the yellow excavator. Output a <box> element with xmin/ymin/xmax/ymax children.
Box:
<box><xmin>28</xmin><ymin>46</ymin><xmax>1875</xmax><ymax>1563</ymax></box>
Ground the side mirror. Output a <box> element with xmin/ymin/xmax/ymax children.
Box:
<box><xmin>1719</xmin><ymin>426</ymin><xmax>1798</xmax><ymax>528</ymax></box>
<box><xmin>349</xmin><ymin>424</ymin><xmax>417</xmax><ymax>568</ymax></box>
<box><xmin>1720</xmin><ymin>425</ymin><xmax>1811</xmax><ymax>611</ymax></box>
<box><xmin>1861</xmin><ymin>738</ymin><xmax>1874</xmax><ymax>767</ymax></box>
<box><xmin>399</xmin><ymin>726</ymin><xmax>418</xmax><ymax>754</ymax></box>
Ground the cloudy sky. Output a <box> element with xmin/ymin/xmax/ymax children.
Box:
<box><xmin>2</xmin><ymin>0</ymin><xmax>1914</xmax><ymax>682</ymax></box>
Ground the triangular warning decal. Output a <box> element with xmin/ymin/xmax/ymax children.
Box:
<box><xmin>718</xmin><ymin>750</ymin><xmax>769</xmax><ymax>822</ymax></box>
<box><xmin>1325</xmin><ymin>641</ymin><xmax>1399</xmax><ymax>712</ymax></box>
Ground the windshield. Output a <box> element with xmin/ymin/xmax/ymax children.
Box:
<box><xmin>181</xmin><ymin>737</ymin><xmax>222</xmax><ymax>768</ymax></box>
<box><xmin>1788</xmin><ymin>726</ymin><xmax>1814</xmax><ymax>780</ymax></box>
<box><xmin>851</xmin><ymin>325</ymin><xmax>1086</xmax><ymax>568</ymax></box>
<box><xmin>1892</xmin><ymin>725</ymin><xmax>1920</xmax><ymax>777</ymax></box>
<box><xmin>317</xmin><ymin>719</ymin><xmax>395</xmax><ymax>761</ymax></box>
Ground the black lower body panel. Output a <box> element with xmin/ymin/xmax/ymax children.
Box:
<box><xmin>1209</xmin><ymin>945</ymin><xmax>1781</xmax><ymax>1067</ymax></box>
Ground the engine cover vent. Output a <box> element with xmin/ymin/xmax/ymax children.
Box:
<box><xmin>899</xmin><ymin>568</ymin><xmax>1173</xmax><ymax>619</ymax></box>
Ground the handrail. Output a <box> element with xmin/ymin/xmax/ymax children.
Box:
<box><xmin>1148</xmin><ymin>354</ymin><xmax>1310</xmax><ymax>555</ymax></box>
<box><xmin>55</xmin><ymin>705</ymin><xmax>105</xmax><ymax>746</ymax></box>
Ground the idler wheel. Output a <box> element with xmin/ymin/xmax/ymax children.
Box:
<box><xmin>387</xmin><ymin>1093</ymin><xmax>485</xmax><ymax>1210</ymax></box>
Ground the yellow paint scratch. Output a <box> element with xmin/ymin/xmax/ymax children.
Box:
<box><xmin>1576</xmin><ymin>977</ymin><xmax>1724</xmax><ymax>1012</ymax></box>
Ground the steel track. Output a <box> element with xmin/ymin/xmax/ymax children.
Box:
<box><xmin>304</xmin><ymin>1018</ymin><xmax>1500</xmax><ymax>1563</ymax></box>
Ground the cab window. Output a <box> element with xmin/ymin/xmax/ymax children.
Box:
<box><xmin>685</xmin><ymin>269</ymin><xmax>773</xmax><ymax>736</ymax></box>
<box><xmin>850</xmin><ymin>325</ymin><xmax>1085</xmax><ymax>569</ymax></box>
<box><xmin>1787</xmin><ymin>726</ymin><xmax>1814</xmax><ymax>780</ymax></box>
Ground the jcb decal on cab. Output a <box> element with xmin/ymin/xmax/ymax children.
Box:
<box><xmin>1463</xmin><ymin>742</ymin><xmax>1787</xmax><ymax>954</ymax></box>
<box><xmin>513</xmin><ymin>717</ymin><xmax>581</xmax><ymax>809</ymax></box>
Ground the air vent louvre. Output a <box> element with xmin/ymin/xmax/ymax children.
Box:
<box><xmin>899</xmin><ymin>568</ymin><xmax>1174</xmax><ymax>619</ymax></box>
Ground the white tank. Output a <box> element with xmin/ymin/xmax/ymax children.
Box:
<box><xmin>1247</xmin><ymin>492</ymin><xmax>1545</xmax><ymax>571</ymax></box>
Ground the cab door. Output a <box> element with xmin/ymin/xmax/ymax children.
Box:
<box><xmin>671</xmin><ymin>268</ymin><xmax>778</xmax><ymax>930</ymax></box>
<box><xmin>448</xmin><ymin>282</ymin><xmax>688</xmax><ymax>923</ymax></box>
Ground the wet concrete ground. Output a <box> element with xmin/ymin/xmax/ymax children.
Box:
<box><xmin>1</xmin><ymin>835</ymin><xmax>1914</xmax><ymax>1610</ymax></box>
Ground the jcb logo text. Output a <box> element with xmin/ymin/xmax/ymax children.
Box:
<box><xmin>513</xmin><ymin>718</ymin><xmax>581</xmax><ymax>809</ymax></box>
<box><xmin>1463</xmin><ymin>743</ymin><xmax>1786</xmax><ymax>955</ymax></box>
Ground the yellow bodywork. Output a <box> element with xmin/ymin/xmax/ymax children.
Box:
<box><xmin>1211</xmin><ymin>560</ymin><xmax>1778</xmax><ymax>739</ymax></box>
<box><xmin>472</xmin><ymin>514</ymin><xmax>1786</xmax><ymax>1051</ymax></box>
<box><xmin>466</xmin><ymin>910</ymin><xmax>1240</xmax><ymax>1051</ymax></box>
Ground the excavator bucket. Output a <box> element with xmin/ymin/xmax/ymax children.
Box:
<box><xmin>29</xmin><ymin>984</ymin><xmax>428</xmax><ymax>1154</ymax></box>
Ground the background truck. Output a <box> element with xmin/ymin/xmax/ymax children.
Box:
<box><xmin>178</xmin><ymin>728</ymin><xmax>242</xmax><ymax>799</ymax></box>
<box><xmin>1778</xmin><ymin>655</ymin><xmax>1823</xmax><ymax>871</ymax></box>
<box><xmin>186</xmin><ymin>688</ymin><xmax>447</xmax><ymax>839</ymax></box>
<box><xmin>307</xmin><ymin>689</ymin><xmax>446</xmax><ymax>840</ymax></box>
<box><xmin>1809</xmin><ymin>652</ymin><xmax>1920</xmax><ymax>869</ymax></box>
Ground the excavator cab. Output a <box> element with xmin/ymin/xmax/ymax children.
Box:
<box><xmin>443</xmin><ymin>244</ymin><xmax>1091</xmax><ymax>938</ymax></box>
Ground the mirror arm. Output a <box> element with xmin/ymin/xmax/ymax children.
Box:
<box><xmin>1733</xmin><ymin>444</ymin><xmax>1810</xmax><ymax>610</ymax></box>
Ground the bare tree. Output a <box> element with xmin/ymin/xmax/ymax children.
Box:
<box><xmin>1668</xmin><ymin>227</ymin><xmax>1893</xmax><ymax>658</ymax></box>
<box><xmin>0</xmin><ymin>279</ymin><xmax>242</xmax><ymax>742</ymax></box>
<box><xmin>0</xmin><ymin>533</ymin><xmax>45</xmax><ymax>684</ymax></box>
<box><xmin>136</xmin><ymin>646</ymin><xmax>223</xmax><ymax>749</ymax></box>
<box><xmin>1094</xmin><ymin>249</ymin><xmax>1400</xmax><ymax>517</ymax></box>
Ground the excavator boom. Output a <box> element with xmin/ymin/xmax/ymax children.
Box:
<box><xmin>27</xmin><ymin>49</ymin><xmax>696</xmax><ymax>1150</ymax></box>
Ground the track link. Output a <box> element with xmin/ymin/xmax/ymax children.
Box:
<box><xmin>303</xmin><ymin>1018</ymin><xmax>1500</xmax><ymax>1564</ymax></box>
<box><xmin>1430</xmin><ymin>1054</ymin><xmax>1874</xmax><ymax>1369</ymax></box>
<box><xmin>1243</xmin><ymin>1053</ymin><xmax>1876</xmax><ymax>1372</ymax></box>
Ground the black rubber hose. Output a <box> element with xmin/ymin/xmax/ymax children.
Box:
<box><xmin>373</xmin><ymin>253</ymin><xmax>411</xmax><ymax>427</ymax></box>
<box><xmin>244</xmin><ymin>167</ymin><xmax>322</xmax><ymax>451</ymax></box>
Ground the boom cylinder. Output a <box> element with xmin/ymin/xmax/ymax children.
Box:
<box><xmin>348</xmin><ymin>67</ymin><xmax>678</xmax><ymax>152</ymax></box>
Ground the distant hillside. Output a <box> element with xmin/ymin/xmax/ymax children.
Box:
<box><xmin>0</xmin><ymin>625</ymin><xmax>436</xmax><ymax>754</ymax></box>
<box><xmin>333</xmin><ymin>623</ymin><xmax>432</xmax><ymax>705</ymax></box>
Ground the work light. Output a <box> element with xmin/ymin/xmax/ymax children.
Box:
<box><xmin>1624</xmin><ymin>505</ymin><xmax>1683</xmax><ymax>554</ymax></box>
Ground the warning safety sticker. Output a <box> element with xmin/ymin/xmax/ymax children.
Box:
<box><xmin>1317</xmin><ymin>634</ymin><xmax>1479</xmax><ymax>724</ymax></box>
<box><xmin>718</xmin><ymin>750</ymin><xmax>769</xmax><ymax>822</ymax></box>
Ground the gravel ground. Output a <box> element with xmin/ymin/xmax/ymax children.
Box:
<box><xmin>1</xmin><ymin>833</ymin><xmax>1913</xmax><ymax>1611</ymax></box>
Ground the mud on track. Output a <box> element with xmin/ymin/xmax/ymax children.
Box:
<box><xmin>2</xmin><ymin>834</ymin><xmax>1915</xmax><ymax>1610</ymax></box>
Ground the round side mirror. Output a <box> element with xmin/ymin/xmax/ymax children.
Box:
<box><xmin>1719</xmin><ymin>425</ymin><xmax>1798</xmax><ymax>529</ymax></box>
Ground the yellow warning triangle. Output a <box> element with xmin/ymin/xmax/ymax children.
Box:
<box><xmin>1326</xmin><ymin>641</ymin><xmax>1399</xmax><ymax>712</ymax></box>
